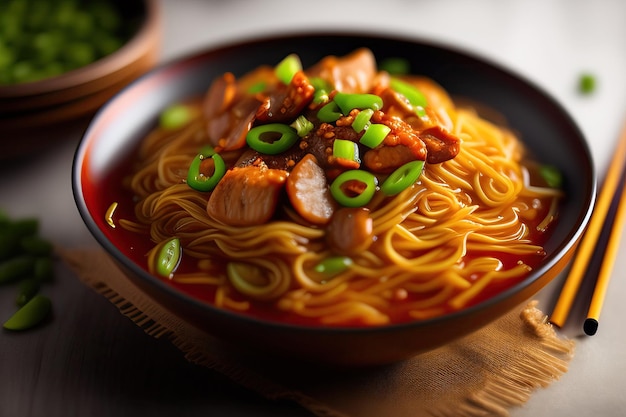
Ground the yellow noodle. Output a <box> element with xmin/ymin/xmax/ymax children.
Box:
<box><xmin>119</xmin><ymin>75</ymin><xmax>562</xmax><ymax>327</ymax></box>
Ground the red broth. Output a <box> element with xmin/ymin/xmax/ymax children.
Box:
<box><xmin>86</xmin><ymin>141</ymin><xmax>555</xmax><ymax>328</ymax></box>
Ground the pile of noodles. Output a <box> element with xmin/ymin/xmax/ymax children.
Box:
<box><xmin>119</xmin><ymin>72</ymin><xmax>561</xmax><ymax>327</ymax></box>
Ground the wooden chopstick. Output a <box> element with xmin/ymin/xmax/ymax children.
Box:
<box><xmin>583</xmin><ymin>165</ymin><xmax>626</xmax><ymax>335</ymax></box>
<box><xmin>549</xmin><ymin>121</ymin><xmax>626</xmax><ymax>333</ymax></box>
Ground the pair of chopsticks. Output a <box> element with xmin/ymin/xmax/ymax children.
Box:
<box><xmin>550</xmin><ymin>121</ymin><xmax>626</xmax><ymax>335</ymax></box>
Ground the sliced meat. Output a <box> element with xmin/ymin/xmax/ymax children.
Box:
<box><xmin>363</xmin><ymin>144</ymin><xmax>416</xmax><ymax>173</ymax></box>
<box><xmin>203</xmin><ymin>72</ymin><xmax>237</xmax><ymax>119</ymax></box>
<box><xmin>203</xmin><ymin>72</ymin><xmax>263</xmax><ymax>152</ymax></box>
<box><xmin>255</xmin><ymin>71</ymin><xmax>315</xmax><ymax>123</ymax></box>
<box><xmin>420</xmin><ymin>125</ymin><xmax>461</xmax><ymax>164</ymax></box>
<box><xmin>361</xmin><ymin>111</ymin><xmax>428</xmax><ymax>173</ymax></box>
<box><xmin>235</xmin><ymin>146</ymin><xmax>306</xmax><ymax>171</ymax></box>
<box><xmin>305</xmin><ymin>48</ymin><xmax>377</xmax><ymax>94</ymax></box>
<box><xmin>326</xmin><ymin>207</ymin><xmax>374</xmax><ymax>256</ymax></box>
<box><xmin>286</xmin><ymin>154</ymin><xmax>336</xmax><ymax>225</ymax></box>
<box><xmin>205</xmin><ymin>95</ymin><xmax>261</xmax><ymax>152</ymax></box>
<box><xmin>206</xmin><ymin>165</ymin><xmax>287</xmax><ymax>226</ymax></box>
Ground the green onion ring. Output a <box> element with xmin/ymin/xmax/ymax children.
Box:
<box><xmin>381</xmin><ymin>160</ymin><xmax>425</xmax><ymax>196</ymax></box>
<box><xmin>186</xmin><ymin>146</ymin><xmax>226</xmax><ymax>192</ymax></box>
<box><xmin>246</xmin><ymin>123</ymin><xmax>299</xmax><ymax>155</ymax></box>
<box><xmin>330</xmin><ymin>170</ymin><xmax>378</xmax><ymax>207</ymax></box>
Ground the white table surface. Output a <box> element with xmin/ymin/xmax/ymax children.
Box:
<box><xmin>2</xmin><ymin>0</ymin><xmax>626</xmax><ymax>416</ymax></box>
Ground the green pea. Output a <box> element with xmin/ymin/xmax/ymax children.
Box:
<box><xmin>3</xmin><ymin>294</ymin><xmax>52</xmax><ymax>331</ymax></box>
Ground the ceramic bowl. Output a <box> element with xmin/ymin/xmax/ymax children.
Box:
<box><xmin>0</xmin><ymin>0</ymin><xmax>161</xmax><ymax>158</ymax></box>
<box><xmin>72</xmin><ymin>33</ymin><xmax>595</xmax><ymax>367</ymax></box>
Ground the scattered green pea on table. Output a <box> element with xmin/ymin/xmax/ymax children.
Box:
<box><xmin>0</xmin><ymin>0</ymin><xmax>129</xmax><ymax>85</ymax></box>
<box><xmin>1</xmin><ymin>210</ymin><xmax>55</xmax><ymax>331</ymax></box>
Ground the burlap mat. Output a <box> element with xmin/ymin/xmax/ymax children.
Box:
<box><xmin>61</xmin><ymin>249</ymin><xmax>574</xmax><ymax>417</ymax></box>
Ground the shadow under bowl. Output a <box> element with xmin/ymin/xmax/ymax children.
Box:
<box><xmin>72</xmin><ymin>32</ymin><xmax>595</xmax><ymax>367</ymax></box>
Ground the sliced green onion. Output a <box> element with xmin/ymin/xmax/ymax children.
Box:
<box><xmin>310</xmin><ymin>77</ymin><xmax>332</xmax><ymax>104</ymax></box>
<box><xmin>333</xmin><ymin>92</ymin><xmax>383</xmax><ymax>115</ymax></box>
<box><xmin>187</xmin><ymin>146</ymin><xmax>226</xmax><ymax>192</ymax></box>
<box><xmin>330</xmin><ymin>170</ymin><xmax>378</xmax><ymax>207</ymax></box>
<box><xmin>159</xmin><ymin>104</ymin><xmax>193</xmax><ymax>130</ymax></box>
<box><xmin>3</xmin><ymin>294</ymin><xmax>51</xmax><ymax>331</ymax></box>
<box><xmin>539</xmin><ymin>165</ymin><xmax>563</xmax><ymax>188</ymax></box>
<box><xmin>34</xmin><ymin>257</ymin><xmax>54</xmax><ymax>282</ymax></box>
<box><xmin>19</xmin><ymin>235</ymin><xmax>53</xmax><ymax>256</ymax></box>
<box><xmin>359</xmin><ymin>123</ymin><xmax>391</xmax><ymax>149</ymax></box>
<box><xmin>155</xmin><ymin>238</ymin><xmax>181</xmax><ymax>278</ymax></box>
<box><xmin>246</xmin><ymin>123</ymin><xmax>299</xmax><ymax>154</ymax></box>
<box><xmin>313</xmin><ymin>256</ymin><xmax>353</xmax><ymax>277</ymax></box>
<box><xmin>381</xmin><ymin>160</ymin><xmax>425</xmax><ymax>195</ymax></box>
<box><xmin>317</xmin><ymin>101</ymin><xmax>342</xmax><ymax>123</ymax></box>
<box><xmin>275</xmin><ymin>53</ymin><xmax>302</xmax><ymax>85</ymax></box>
<box><xmin>352</xmin><ymin>108</ymin><xmax>374</xmax><ymax>133</ymax></box>
<box><xmin>0</xmin><ymin>255</ymin><xmax>35</xmax><ymax>284</ymax></box>
<box><xmin>16</xmin><ymin>278</ymin><xmax>40</xmax><ymax>307</ymax></box>
<box><xmin>578</xmin><ymin>73</ymin><xmax>596</xmax><ymax>94</ymax></box>
<box><xmin>247</xmin><ymin>81</ymin><xmax>266</xmax><ymax>94</ymax></box>
<box><xmin>378</xmin><ymin>57</ymin><xmax>410</xmax><ymax>75</ymax></box>
<box><xmin>390</xmin><ymin>77</ymin><xmax>428</xmax><ymax>109</ymax></box>
<box><xmin>290</xmin><ymin>115</ymin><xmax>314</xmax><ymax>137</ymax></box>
<box><xmin>333</xmin><ymin>139</ymin><xmax>360</xmax><ymax>163</ymax></box>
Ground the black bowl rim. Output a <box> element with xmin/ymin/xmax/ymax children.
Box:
<box><xmin>73</xmin><ymin>30</ymin><xmax>596</xmax><ymax>335</ymax></box>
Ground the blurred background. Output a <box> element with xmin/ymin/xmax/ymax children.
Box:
<box><xmin>1</xmin><ymin>0</ymin><xmax>626</xmax><ymax>416</ymax></box>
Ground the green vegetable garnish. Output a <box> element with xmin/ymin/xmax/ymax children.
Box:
<box><xmin>578</xmin><ymin>73</ymin><xmax>596</xmax><ymax>94</ymax></box>
<box><xmin>352</xmin><ymin>109</ymin><xmax>374</xmax><ymax>133</ymax></box>
<box><xmin>246</xmin><ymin>123</ymin><xmax>299</xmax><ymax>155</ymax></box>
<box><xmin>3</xmin><ymin>294</ymin><xmax>51</xmax><ymax>331</ymax></box>
<box><xmin>359</xmin><ymin>123</ymin><xmax>391</xmax><ymax>149</ymax></box>
<box><xmin>333</xmin><ymin>92</ymin><xmax>383</xmax><ymax>115</ymax></box>
<box><xmin>381</xmin><ymin>160</ymin><xmax>425</xmax><ymax>195</ymax></box>
<box><xmin>330</xmin><ymin>170</ymin><xmax>378</xmax><ymax>208</ymax></box>
<box><xmin>313</xmin><ymin>256</ymin><xmax>353</xmax><ymax>277</ymax></box>
<box><xmin>155</xmin><ymin>238</ymin><xmax>181</xmax><ymax>278</ymax></box>
<box><xmin>333</xmin><ymin>139</ymin><xmax>360</xmax><ymax>163</ymax></box>
<box><xmin>317</xmin><ymin>101</ymin><xmax>343</xmax><ymax>123</ymax></box>
<box><xmin>378</xmin><ymin>57</ymin><xmax>411</xmax><ymax>75</ymax></box>
<box><xmin>275</xmin><ymin>53</ymin><xmax>302</xmax><ymax>85</ymax></box>
<box><xmin>539</xmin><ymin>165</ymin><xmax>563</xmax><ymax>188</ymax></box>
<box><xmin>159</xmin><ymin>104</ymin><xmax>194</xmax><ymax>130</ymax></box>
<box><xmin>186</xmin><ymin>146</ymin><xmax>226</xmax><ymax>192</ymax></box>
<box><xmin>290</xmin><ymin>115</ymin><xmax>314</xmax><ymax>137</ymax></box>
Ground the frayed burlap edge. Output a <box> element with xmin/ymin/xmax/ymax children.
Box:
<box><xmin>61</xmin><ymin>248</ymin><xmax>574</xmax><ymax>417</ymax></box>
